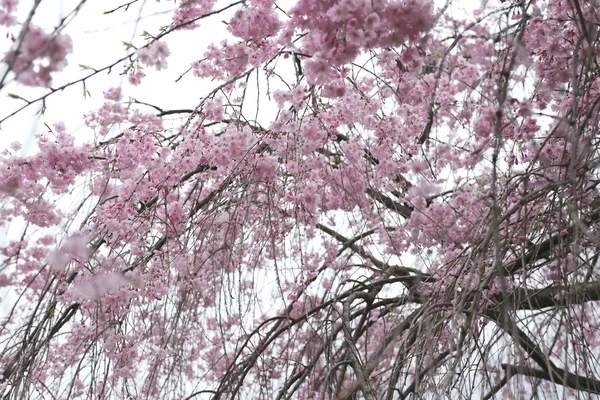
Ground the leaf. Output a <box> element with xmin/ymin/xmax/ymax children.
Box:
<box><xmin>7</xmin><ymin>93</ymin><xmax>27</xmax><ymax>102</ymax></box>
<box><xmin>82</xmin><ymin>82</ymin><xmax>91</xmax><ymax>99</ymax></box>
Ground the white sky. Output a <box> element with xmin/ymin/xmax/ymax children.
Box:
<box><xmin>0</xmin><ymin>0</ymin><xmax>242</xmax><ymax>150</ymax></box>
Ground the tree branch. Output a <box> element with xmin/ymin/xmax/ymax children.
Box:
<box><xmin>501</xmin><ymin>363</ymin><xmax>600</xmax><ymax>395</ymax></box>
<box><xmin>501</xmin><ymin>281</ymin><xmax>600</xmax><ymax>310</ymax></box>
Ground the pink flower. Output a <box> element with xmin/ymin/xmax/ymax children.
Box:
<box><xmin>547</xmin><ymin>270</ymin><xmax>562</xmax><ymax>281</ymax></box>
<box><xmin>137</xmin><ymin>41</ymin><xmax>170</xmax><ymax>70</ymax></box>
<box><xmin>128</xmin><ymin>70</ymin><xmax>145</xmax><ymax>86</ymax></box>
<box><xmin>71</xmin><ymin>272</ymin><xmax>125</xmax><ymax>301</ymax></box>
<box><xmin>8</xmin><ymin>25</ymin><xmax>72</xmax><ymax>86</ymax></box>
<box><xmin>554</xmin><ymin>290</ymin><xmax>569</xmax><ymax>300</ymax></box>
<box><xmin>0</xmin><ymin>0</ymin><xmax>17</xmax><ymax>25</ymax></box>
<box><xmin>46</xmin><ymin>235</ymin><xmax>89</xmax><ymax>272</ymax></box>
<box><xmin>103</xmin><ymin>87</ymin><xmax>122</xmax><ymax>101</ymax></box>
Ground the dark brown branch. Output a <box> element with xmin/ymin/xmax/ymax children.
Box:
<box><xmin>503</xmin><ymin>198</ymin><xmax>600</xmax><ymax>274</ymax></box>
<box><xmin>485</xmin><ymin>310</ymin><xmax>561</xmax><ymax>378</ymax></box>
<box><xmin>399</xmin><ymin>349</ymin><xmax>451</xmax><ymax>399</ymax></box>
<box><xmin>481</xmin><ymin>374</ymin><xmax>508</xmax><ymax>400</ymax></box>
<box><xmin>501</xmin><ymin>363</ymin><xmax>600</xmax><ymax>395</ymax></box>
<box><xmin>315</xmin><ymin>223</ymin><xmax>429</xmax><ymax>286</ymax></box>
<box><xmin>366</xmin><ymin>188</ymin><xmax>413</xmax><ymax>218</ymax></box>
<box><xmin>501</xmin><ymin>281</ymin><xmax>600</xmax><ymax>310</ymax></box>
<box><xmin>103</xmin><ymin>0</ymin><xmax>139</xmax><ymax>14</ymax></box>
<box><xmin>486</xmin><ymin>311</ymin><xmax>600</xmax><ymax>396</ymax></box>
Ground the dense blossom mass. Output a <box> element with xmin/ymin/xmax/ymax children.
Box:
<box><xmin>1</xmin><ymin>0</ymin><xmax>600</xmax><ymax>398</ymax></box>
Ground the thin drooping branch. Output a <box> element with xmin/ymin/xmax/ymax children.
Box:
<box><xmin>316</xmin><ymin>223</ymin><xmax>430</xmax><ymax>286</ymax></box>
<box><xmin>481</xmin><ymin>374</ymin><xmax>509</xmax><ymax>400</ymax></box>
<box><xmin>503</xmin><ymin>202</ymin><xmax>600</xmax><ymax>275</ymax></box>
<box><xmin>335</xmin><ymin>306</ymin><xmax>428</xmax><ymax>400</ymax></box>
<box><xmin>486</xmin><ymin>311</ymin><xmax>600</xmax><ymax>396</ymax></box>
<box><xmin>399</xmin><ymin>349</ymin><xmax>452</xmax><ymax>399</ymax></box>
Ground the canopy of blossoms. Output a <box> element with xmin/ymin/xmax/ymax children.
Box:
<box><xmin>1</xmin><ymin>0</ymin><xmax>600</xmax><ymax>398</ymax></box>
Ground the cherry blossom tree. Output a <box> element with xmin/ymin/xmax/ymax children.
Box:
<box><xmin>1</xmin><ymin>0</ymin><xmax>600</xmax><ymax>398</ymax></box>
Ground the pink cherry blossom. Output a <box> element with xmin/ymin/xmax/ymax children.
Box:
<box><xmin>6</xmin><ymin>25</ymin><xmax>72</xmax><ymax>86</ymax></box>
<box><xmin>0</xmin><ymin>1</ymin><xmax>600</xmax><ymax>399</ymax></box>
<box><xmin>136</xmin><ymin>41</ymin><xmax>170</xmax><ymax>70</ymax></box>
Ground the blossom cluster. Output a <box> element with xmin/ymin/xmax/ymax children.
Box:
<box><xmin>7</xmin><ymin>25</ymin><xmax>72</xmax><ymax>86</ymax></box>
